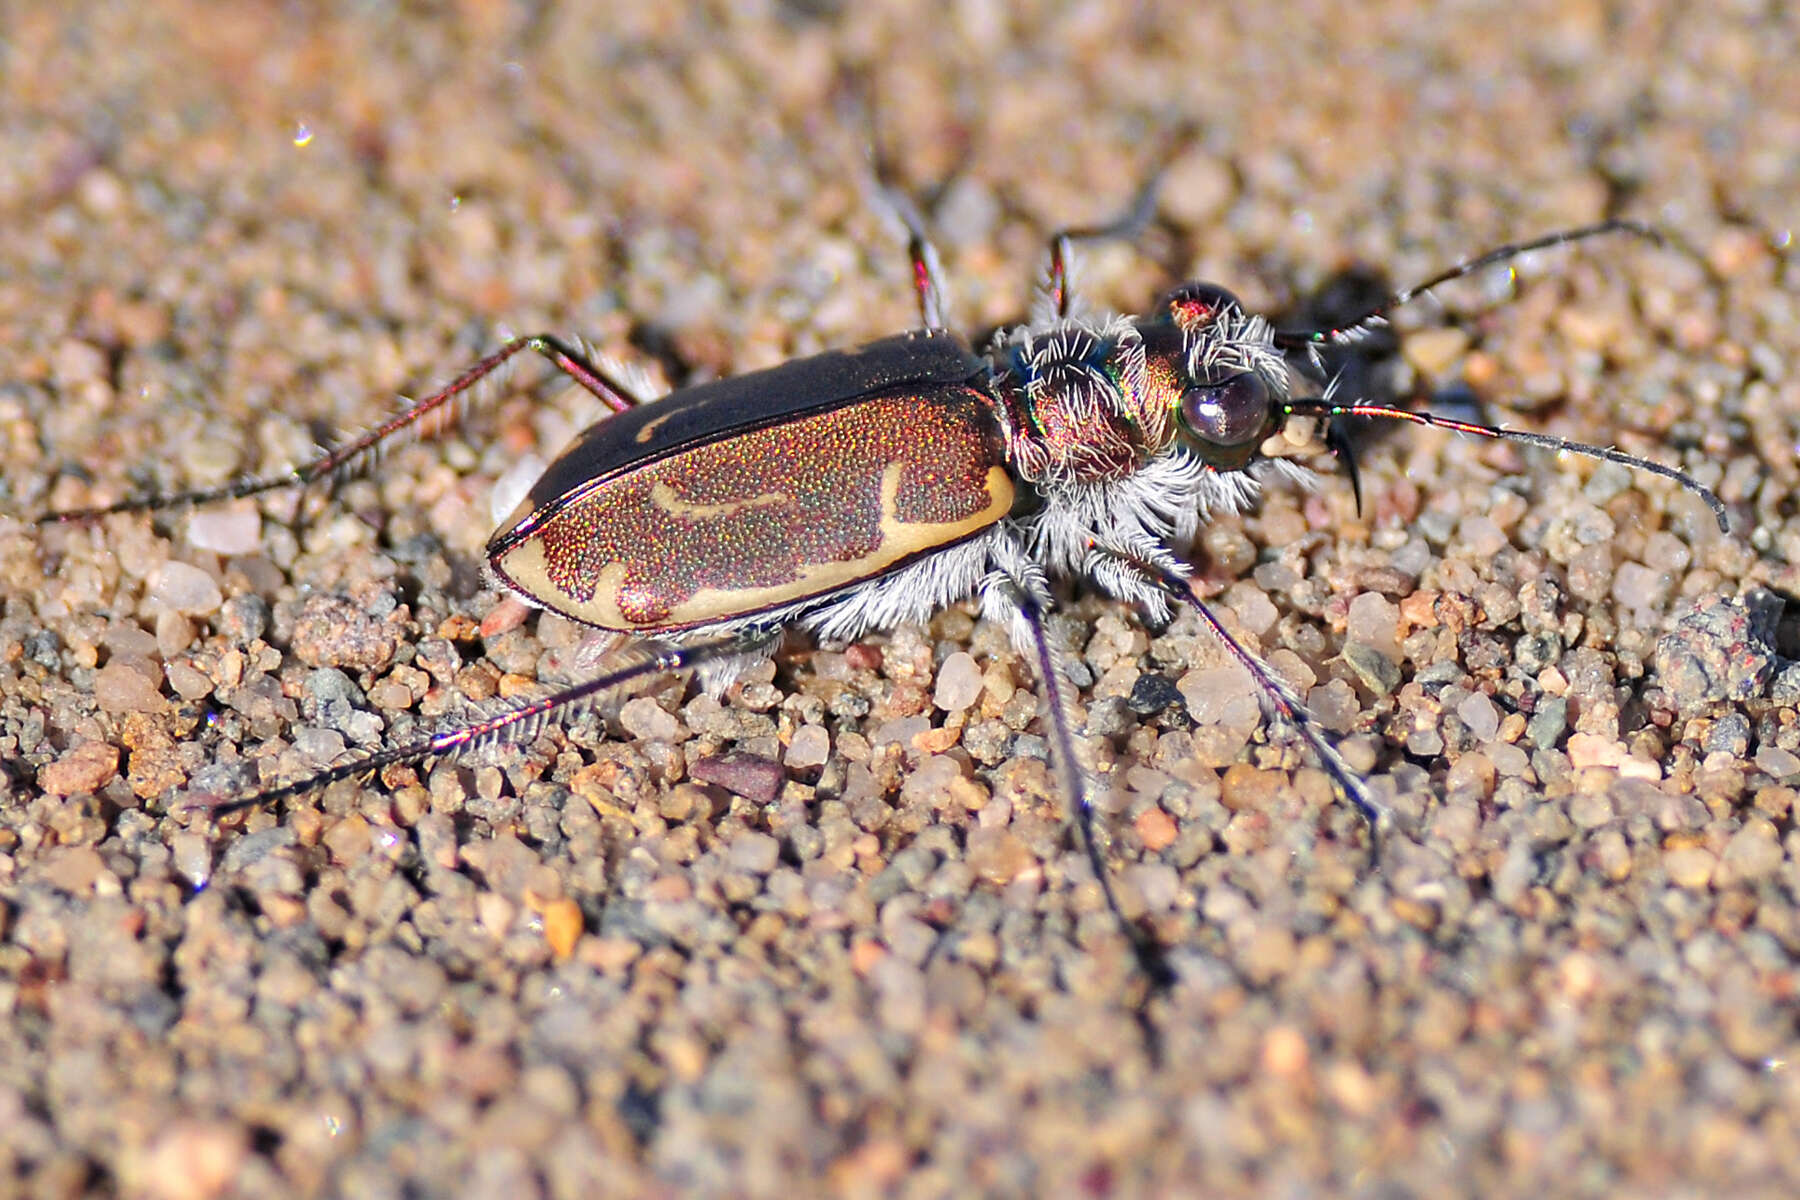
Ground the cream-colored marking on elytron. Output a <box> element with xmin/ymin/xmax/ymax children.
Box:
<box><xmin>494</xmin><ymin>463</ymin><xmax>1013</xmax><ymax>631</ymax></box>
<box><xmin>649</xmin><ymin>480</ymin><xmax>789</xmax><ymax>520</ymax></box>
<box><xmin>634</xmin><ymin>410</ymin><xmax>677</xmax><ymax>444</ymax></box>
<box><xmin>496</xmin><ymin>545</ymin><xmax>636</xmax><ymax>628</ymax></box>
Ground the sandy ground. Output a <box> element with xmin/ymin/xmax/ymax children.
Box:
<box><xmin>1</xmin><ymin>1</ymin><xmax>1798</xmax><ymax>1196</ymax></box>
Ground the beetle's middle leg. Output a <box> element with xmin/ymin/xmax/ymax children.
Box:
<box><xmin>979</xmin><ymin>549</ymin><xmax>1175</xmax><ymax>989</ymax></box>
<box><xmin>43</xmin><ymin>333</ymin><xmax>644</xmax><ymax>523</ymax></box>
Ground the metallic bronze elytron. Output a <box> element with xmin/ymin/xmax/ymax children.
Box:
<box><xmin>490</xmin><ymin>384</ymin><xmax>1014</xmax><ymax>631</ymax></box>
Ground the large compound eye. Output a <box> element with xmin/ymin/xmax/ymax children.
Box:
<box><xmin>1178</xmin><ymin>372</ymin><xmax>1271</xmax><ymax>448</ymax></box>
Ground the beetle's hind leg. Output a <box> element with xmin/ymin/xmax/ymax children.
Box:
<box><xmin>42</xmin><ymin>333</ymin><xmax>645</xmax><ymax>523</ymax></box>
<box><xmin>187</xmin><ymin>627</ymin><xmax>773</xmax><ymax>819</ymax></box>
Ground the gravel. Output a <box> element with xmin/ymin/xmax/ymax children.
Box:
<box><xmin>2</xmin><ymin>2</ymin><xmax>1798</xmax><ymax>1197</ymax></box>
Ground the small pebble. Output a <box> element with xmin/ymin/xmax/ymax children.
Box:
<box><xmin>132</xmin><ymin>1119</ymin><xmax>247</xmax><ymax>1200</ymax></box>
<box><xmin>537</xmin><ymin>897</ymin><xmax>583</xmax><ymax>961</ymax></box>
<box><xmin>1754</xmin><ymin>746</ymin><xmax>1800</xmax><ymax>778</ymax></box>
<box><xmin>1343</xmin><ymin>641</ymin><xmax>1402</xmax><ymax>695</ymax></box>
<box><xmin>1402</xmin><ymin>326</ymin><xmax>1470</xmax><ymax>375</ymax></box>
<box><xmin>728</xmin><ymin>832</ymin><xmax>781</xmax><ymax>875</ymax></box>
<box><xmin>618</xmin><ymin>696</ymin><xmax>683</xmax><ymax>742</ymax></box>
<box><xmin>292</xmin><ymin>727</ymin><xmax>348</xmax><ymax>768</ymax></box>
<box><xmin>51</xmin><ymin>337</ymin><xmax>107</xmax><ymax>388</ymax></box>
<box><xmin>785</xmin><ymin>724</ymin><xmax>830</xmax><ymax>770</ymax></box>
<box><xmin>1719</xmin><ymin>821</ymin><xmax>1783</xmax><ymax>882</ymax></box>
<box><xmin>94</xmin><ymin>659</ymin><xmax>166</xmax><ymax>713</ymax></box>
<box><xmin>39</xmin><ymin>741</ymin><xmax>120</xmax><ymax>796</ymax></box>
<box><xmin>689</xmin><ymin>754</ymin><xmax>785</xmax><ymax>804</ymax></box>
<box><xmin>290</xmin><ymin>594</ymin><xmax>399</xmax><ymax>671</ymax></box>
<box><xmin>1346</xmin><ymin>593</ymin><xmax>1401</xmax><ymax>660</ymax></box>
<box><xmin>1663</xmin><ymin>844</ymin><xmax>1716</xmax><ymax>890</ymax></box>
<box><xmin>1457</xmin><ymin>692</ymin><xmax>1500</xmax><ymax>742</ymax></box>
<box><xmin>147</xmin><ymin>561</ymin><xmax>224</xmax><ymax>616</ymax></box>
<box><xmin>217</xmin><ymin>595</ymin><xmax>269</xmax><ymax>643</ymax></box>
<box><xmin>1652</xmin><ymin>593</ymin><xmax>1779</xmax><ymax>711</ymax></box>
<box><xmin>1567</xmin><ymin>733</ymin><xmax>1625</xmax><ymax>769</ymax></box>
<box><xmin>322</xmin><ymin>815</ymin><xmax>372</xmax><ymax>864</ymax></box>
<box><xmin>185</xmin><ymin>506</ymin><xmax>262</xmax><ymax>556</ymax></box>
<box><xmin>1127</xmin><ymin>673</ymin><xmax>1183</xmax><ymax>717</ymax></box>
<box><xmin>154</xmin><ymin>609</ymin><xmax>194</xmax><ymax>656</ymax></box>
<box><xmin>178</xmin><ymin>434</ymin><xmax>243</xmax><ymax>486</ymax></box>
<box><xmin>170</xmin><ymin>834</ymin><xmax>211</xmax><ymax>888</ymax></box>
<box><xmin>965</xmin><ymin>827</ymin><xmax>1032</xmax><ymax>884</ymax></box>
<box><xmin>1177</xmin><ymin>665</ymin><xmax>1259</xmax><ymax>728</ymax></box>
<box><xmin>44</xmin><ymin>846</ymin><xmax>106</xmax><ymax>895</ymax></box>
<box><xmin>933</xmin><ymin>652</ymin><xmax>983</xmax><ymax>712</ymax></box>
<box><xmin>1135</xmin><ymin>808</ymin><xmax>1178</xmax><ymax>852</ymax></box>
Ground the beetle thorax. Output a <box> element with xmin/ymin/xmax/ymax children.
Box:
<box><xmin>988</xmin><ymin>317</ymin><xmax>1178</xmax><ymax>485</ymax></box>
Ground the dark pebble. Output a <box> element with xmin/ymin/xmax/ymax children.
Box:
<box><xmin>1651</xmin><ymin>591</ymin><xmax>1779</xmax><ymax>711</ymax></box>
<box><xmin>688</xmin><ymin>753</ymin><xmax>786</xmax><ymax>804</ymax></box>
<box><xmin>1128</xmin><ymin>673</ymin><xmax>1184</xmax><ymax>717</ymax></box>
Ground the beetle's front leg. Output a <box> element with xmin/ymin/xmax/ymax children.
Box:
<box><xmin>1084</xmin><ymin>540</ymin><xmax>1391</xmax><ymax>840</ymax></box>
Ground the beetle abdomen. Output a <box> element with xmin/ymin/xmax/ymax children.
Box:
<box><xmin>489</xmin><ymin>386</ymin><xmax>1013</xmax><ymax>632</ymax></box>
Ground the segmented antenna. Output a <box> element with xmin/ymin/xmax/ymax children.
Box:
<box><xmin>1284</xmin><ymin>397</ymin><xmax>1730</xmax><ymax>533</ymax></box>
<box><xmin>1272</xmin><ymin>219</ymin><xmax>1663</xmax><ymax>350</ymax></box>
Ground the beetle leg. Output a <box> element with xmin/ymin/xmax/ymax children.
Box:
<box><xmin>43</xmin><ymin>333</ymin><xmax>641</xmax><ymax>522</ymax></box>
<box><xmin>862</xmin><ymin>112</ymin><xmax>953</xmax><ymax>330</ymax></box>
<box><xmin>185</xmin><ymin>629</ymin><xmax>771</xmax><ymax>819</ymax></box>
<box><xmin>979</xmin><ymin>556</ymin><xmax>1176</xmax><ymax>988</ymax></box>
<box><xmin>1041</xmin><ymin>185</ymin><xmax>1159</xmax><ymax>322</ymax></box>
<box><xmin>1085</xmin><ymin>540</ymin><xmax>1392</xmax><ymax>846</ymax></box>
<box><xmin>905</xmin><ymin>231</ymin><xmax>950</xmax><ymax>331</ymax></box>
<box><xmin>1039</xmin><ymin>135</ymin><xmax>1179</xmax><ymax>322</ymax></box>
<box><xmin>874</xmin><ymin>182</ymin><xmax>948</xmax><ymax>329</ymax></box>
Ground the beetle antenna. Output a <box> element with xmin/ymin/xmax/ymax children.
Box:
<box><xmin>1284</xmin><ymin>397</ymin><xmax>1729</xmax><ymax>533</ymax></box>
<box><xmin>1271</xmin><ymin>219</ymin><xmax>1663</xmax><ymax>352</ymax></box>
<box><xmin>183</xmin><ymin>632</ymin><xmax>759</xmax><ymax>818</ymax></box>
<box><xmin>40</xmin><ymin>334</ymin><xmax>641</xmax><ymax>523</ymax></box>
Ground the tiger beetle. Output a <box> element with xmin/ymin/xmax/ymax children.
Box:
<box><xmin>42</xmin><ymin>189</ymin><xmax>1731</xmax><ymax>985</ymax></box>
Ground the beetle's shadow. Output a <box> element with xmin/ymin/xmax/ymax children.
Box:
<box><xmin>1276</xmin><ymin>265</ymin><xmax>1415</xmax><ymax>487</ymax></box>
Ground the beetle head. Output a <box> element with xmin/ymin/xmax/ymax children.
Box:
<box><xmin>1136</xmin><ymin>282</ymin><xmax>1288</xmax><ymax>472</ymax></box>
